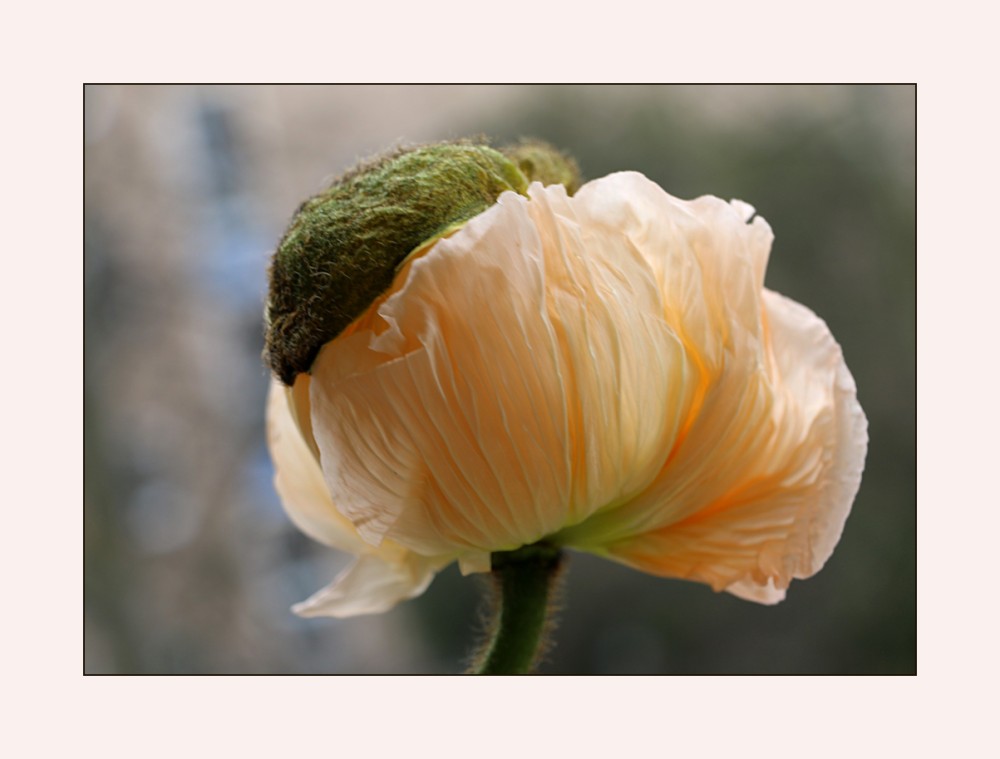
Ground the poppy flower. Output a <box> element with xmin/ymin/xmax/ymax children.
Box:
<box><xmin>265</xmin><ymin>154</ymin><xmax>867</xmax><ymax>618</ymax></box>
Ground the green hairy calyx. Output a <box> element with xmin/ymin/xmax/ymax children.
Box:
<box><xmin>264</xmin><ymin>140</ymin><xmax>581</xmax><ymax>385</ymax></box>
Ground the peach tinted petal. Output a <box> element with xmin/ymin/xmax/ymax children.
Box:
<box><xmin>555</xmin><ymin>176</ymin><xmax>777</xmax><ymax>546</ymax></box>
<box><xmin>308</xmin><ymin>182</ymin><xmax>689</xmax><ymax>558</ymax></box>
<box><xmin>458</xmin><ymin>552</ymin><xmax>492</xmax><ymax>575</ymax></box>
<box><xmin>527</xmin><ymin>184</ymin><xmax>692</xmax><ymax>522</ymax></box>
<box><xmin>763</xmin><ymin>290</ymin><xmax>867</xmax><ymax>567</ymax></box>
<box><xmin>603</xmin><ymin>290</ymin><xmax>867</xmax><ymax>600</ymax></box>
<box><xmin>308</xmin><ymin>196</ymin><xmax>571</xmax><ymax>556</ymax></box>
<box><xmin>573</xmin><ymin>172</ymin><xmax>772</xmax><ymax>376</ymax></box>
<box><xmin>727</xmin><ymin>576</ymin><xmax>786</xmax><ymax>605</ymax></box>
<box><xmin>270</xmin><ymin>376</ymin><xmax>453</xmax><ymax>616</ymax></box>
<box><xmin>266</xmin><ymin>377</ymin><xmax>368</xmax><ymax>555</ymax></box>
<box><xmin>292</xmin><ymin>553</ymin><xmax>442</xmax><ymax>618</ymax></box>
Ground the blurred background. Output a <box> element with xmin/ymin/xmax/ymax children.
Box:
<box><xmin>84</xmin><ymin>84</ymin><xmax>915</xmax><ymax>674</ymax></box>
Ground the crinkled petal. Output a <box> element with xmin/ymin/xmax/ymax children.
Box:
<box><xmin>293</xmin><ymin>553</ymin><xmax>441</xmax><ymax>618</ymax></box>
<box><xmin>309</xmin><ymin>181</ymin><xmax>688</xmax><ymax>558</ymax></box>
<box><xmin>726</xmin><ymin>576</ymin><xmax>786</xmax><ymax>605</ymax></box>
<box><xmin>763</xmin><ymin>291</ymin><xmax>868</xmax><ymax>569</ymax></box>
<box><xmin>266</xmin><ymin>377</ymin><xmax>368</xmax><ymax>554</ymax></box>
<box><xmin>601</xmin><ymin>289</ymin><xmax>867</xmax><ymax>601</ymax></box>
<box><xmin>269</xmin><ymin>377</ymin><xmax>448</xmax><ymax>616</ymax></box>
<box><xmin>573</xmin><ymin>172</ymin><xmax>773</xmax><ymax>378</ymax></box>
<box><xmin>555</xmin><ymin>174</ymin><xmax>777</xmax><ymax>546</ymax></box>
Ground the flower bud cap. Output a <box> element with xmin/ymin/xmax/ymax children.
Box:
<box><xmin>265</xmin><ymin>141</ymin><xmax>580</xmax><ymax>385</ymax></box>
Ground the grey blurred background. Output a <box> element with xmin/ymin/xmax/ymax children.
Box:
<box><xmin>84</xmin><ymin>84</ymin><xmax>915</xmax><ymax>674</ymax></box>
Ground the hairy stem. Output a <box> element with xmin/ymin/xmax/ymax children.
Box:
<box><xmin>470</xmin><ymin>543</ymin><xmax>564</xmax><ymax>675</ymax></box>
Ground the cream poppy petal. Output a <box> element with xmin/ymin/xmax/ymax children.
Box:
<box><xmin>554</xmin><ymin>177</ymin><xmax>776</xmax><ymax>546</ymax></box>
<box><xmin>598</xmin><ymin>290</ymin><xmax>866</xmax><ymax>601</ymax></box>
<box><xmin>524</xmin><ymin>182</ymin><xmax>692</xmax><ymax>521</ymax></box>
<box><xmin>458</xmin><ymin>552</ymin><xmax>492</xmax><ymax>575</ymax></box>
<box><xmin>573</xmin><ymin>172</ymin><xmax>772</xmax><ymax>370</ymax></box>
<box><xmin>265</xmin><ymin>378</ymin><xmax>369</xmax><ymax>555</ymax></box>
<box><xmin>726</xmin><ymin>577</ymin><xmax>786</xmax><ymax>605</ymax></box>
<box><xmin>292</xmin><ymin>553</ymin><xmax>441</xmax><ymax>618</ymax></box>
<box><xmin>308</xmin><ymin>195</ymin><xmax>572</xmax><ymax>556</ymax></box>
<box><xmin>761</xmin><ymin>289</ymin><xmax>868</xmax><ymax>567</ymax></box>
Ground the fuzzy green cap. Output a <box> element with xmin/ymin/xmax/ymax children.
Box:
<box><xmin>265</xmin><ymin>140</ymin><xmax>581</xmax><ymax>385</ymax></box>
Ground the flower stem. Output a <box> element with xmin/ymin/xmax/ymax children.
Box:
<box><xmin>470</xmin><ymin>543</ymin><xmax>564</xmax><ymax>675</ymax></box>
